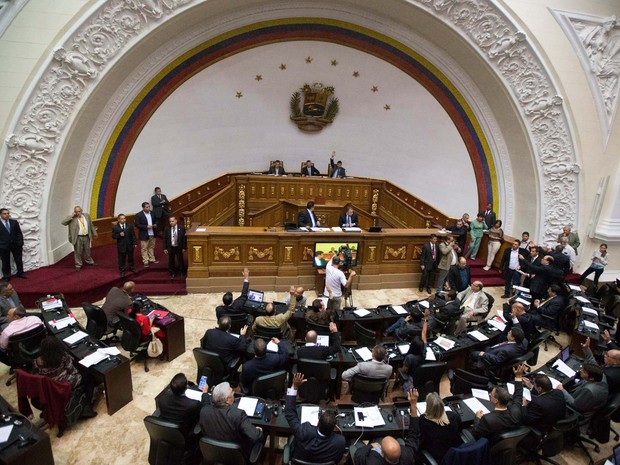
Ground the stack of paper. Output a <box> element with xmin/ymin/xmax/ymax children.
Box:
<box><xmin>425</xmin><ymin>347</ymin><xmax>436</xmax><ymax>361</ymax></box>
<box><xmin>582</xmin><ymin>307</ymin><xmax>598</xmax><ymax>317</ymax></box>
<box><xmin>506</xmin><ymin>383</ymin><xmax>532</xmax><ymax>401</ymax></box>
<box><xmin>41</xmin><ymin>298</ymin><xmax>63</xmax><ymax>311</ymax></box>
<box><xmin>434</xmin><ymin>336</ymin><xmax>456</xmax><ymax>351</ymax></box>
<box><xmin>419</xmin><ymin>301</ymin><xmax>430</xmax><ymax>309</ymax></box>
<box><xmin>392</xmin><ymin>305</ymin><xmax>408</xmax><ymax>315</ymax></box>
<box><xmin>79</xmin><ymin>351</ymin><xmax>108</xmax><ymax>367</ymax></box>
<box><xmin>185</xmin><ymin>389</ymin><xmax>203</xmax><ymax>401</ymax></box>
<box><xmin>552</xmin><ymin>359</ymin><xmax>577</xmax><ymax>378</ymax></box>
<box><xmin>354</xmin><ymin>406</ymin><xmax>385</xmax><ymax>427</ymax></box>
<box><xmin>63</xmin><ymin>330</ymin><xmax>88</xmax><ymax>345</ymax></box>
<box><xmin>237</xmin><ymin>397</ymin><xmax>258</xmax><ymax>417</ymax></box>
<box><xmin>266</xmin><ymin>341</ymin><xmax>279</xmax><ymax>352</ymax></box>
<box><xmin>416</xmin><ymin>402</ymin><xmax>427</xmax><ymax>415</ymax></box>
<box><xmin>353</xmin><ymin>309</ymin><xmax>371</xmax><ymax>317</ymax></box>
<box><xmin>463</xmin><ymin>397</ymin><xmax>489</xmax><ymax>415</ymax></box>
<box><xmin>583</xmin><ymin>320</ymin><xmax>599</xmax><ymax>330</ymax></box>
<box><xmin>468</xmin><ymin>330</ymin><xmax>489</xmax><ymax>341</ymax></box>
<box><xmin>568</xmin><ymin>284</ymin><xmax>581</xmax><ymax>292</ymax></box>
<box><xmin>575</xmin><ymin>296</ymin><xmax>591</xmax><ymax>304</ymax></box>
<box><xmin>515</xmin><ymin>297</ymin><xmax>531</xmax><ymax>306</ymax></box>
<box><xmin>488</xmin><ymin>318</ymin><xmax>506</xmax><ymax>332</ymax></box>
<box><xmin>397</xmin><ymin>344</ymin><xmax>410</xmax><ymax>355</ymax></box>
<box><xmin>538</xmin><ymin>372</ymin><xmax>562</xmax><ymax>388</ymax></box>
<box><xmin>310</xmin><ymin>227</ymin><xmax>331</xmax><ymax>232</ymax></box>
<box><xmin>355</xmin><ymin>347</ymin><xmax>373</xmax><ymax>361</ymax></box>
<box><xmin>301</xmin><ymin>406</ymin><xmax>319</xmax><ymax>426</ymax></box>
<box><xmin>343</xmin><ymin>227</ymin><xmax>362</xmax><ymax>232</ymax></box>
<box><xmin>50</xmin><ymin>316</ymin><xmax>77</xmax><ymax>330</ymax></box>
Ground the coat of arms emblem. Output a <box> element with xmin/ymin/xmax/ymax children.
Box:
<box><xmin>290</xmin><ymin>82</ymin><xmax>339</xmax><ymax>132</ymax></box>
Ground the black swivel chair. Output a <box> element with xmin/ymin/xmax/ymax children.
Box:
<box><xmin>254</xmin><ymin>325</ymin><xmax>282</xmax><ymax>340</ymax></box>
<box><xmin>524</xmin><ymin>412</ymin><xmax>580</xmax><ymax>465</ymax></box>
<box><xmin>447</xmin><ymin>368</ymin><xmax>492</xmax><ymax>396</ymax></box>
<box><xmin>229</xmin><ymin>313</ymin><xmax>250</xmax><ymax>335</ymax></box>
<box><xmin>490</xmin><ymin>426</ymin><xmax>531</xmax><ymax>465</ymax></box>
<box><xmin>411</xmin><ymin>362</ymin><xmax>447</xmax><ymax>398</ymax></box>
<box><xmin>192</xmin><ymin>348</ymin><xmax>238</xmax><ymax>387</ymax></box>
<box><xmin>82</xmin><ymin>302</ymin><xmax>118</xmax><ymax>341</ymax></box>
<box><xmin>199</xmin><ymin>437</ymin><xmax>262</xmax><ymax>465</ymax></box>
<box><xmin>350</xmin><ymin>374</ymin><xmax>388</xmax><ymax>404</ymax></box>
<box><xmin>490</xmin><ymin>351</ymin><xmax>534</xmax><ymax>384</ymax></box>
<box><xmin>283</xmin><ymin>436</ymin><xmax>336</xmax><ymax>465</ymax></box>
<box><xmin>143</xmin><ymin>415</ymin><xmax>192</xmax><ymax>465</ymax></box>
<box><xmin>354</xmin><ymin>322</ymin><xmax>376</xmax><ymax>347</ymax></box>
<box><xmin>252</xmin><ymin>371</ymin><xmax>287</xmax><ymax>401</ymax></box>
<box><xmin>295</xmin><ymin>358</ymin><xmax>335</xmax><ymax>403</ymax></box>
<box><xmin>117</xmin><ymin>312</ymin><xmax>150</xmax><ymax>372</ymax></box>
<box><xmin>527</xmin><ymin>330</ymin><xmax>549</xmax><ymax>365</ymax></box>
<box><xmin>305</xmin><ymin>321</ymin><xmax>330</xmax><ymax>335</ymax></box>
<box><xmin>5</xmin><ymin>323</ymin><xmax>47</xmax><ymax>386</ymax></box>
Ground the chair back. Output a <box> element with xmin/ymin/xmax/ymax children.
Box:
<box><xmin>117</xmin><ymin>312</ymin><xmax>142</xmax><ymax>352</ymax></box>
<box><xmin>527</xmin><ymin>330</ymin><xmax>549</xmax><ymax>365</ymax></box>
<box><xmin>354</xmin><ymin>322</ymin><xmax>376</xmax><ymax>347</ymax></box>
<box><xmin>296</xmin><ymin>358</ymin><xmax>332</xmax><ymax>403</ymax></box>
<box><xmin>412</xmin><ymin>362</ymin><xmax>447</xmax><ymax>398</ymax></box>
<box><xmin>440</xmin><ymin>437</ymin><xmax>490</xmax><ymax>465</ymax></box>
<box><xmin>485</xmin><ymin>292</ymin><xmax>495</xmax><ymax>314</ymax></box>
<box><xmin>350</xmin><ymin>374</ymin><xmax>387</xmax><ymax>404</ymax></box>
<box><xmin>590</xmin><ymin>392</ymin><xmax>620</xmax><ymax>443</ymax></box>
<box><xmin>255</xmin><ymin>324</ymin><xmax>282</xmax><ymax>339</ymax></box>
<box><xmin>292</xmin><ymin>459</ymin><xmax>335</xmax><ymax>465</ymax></box>
<box><xmin>143</xmin><ymin>415</ymin><xmax>187</xmax><ymax>465</ymax></box>
<box><xmin>82</xmin><ymin>302</ymin><xmax>108</xmax><ymax>339</ymax></box>
<box><xmin>6</xmin><ymin>323</ymin><xmax>47</xmax><ymax>368</ymax></box>
<box><xmin>252</xmin><ymin>370</ymin><xmax>287</xmax><ymax>401</ymax></box>
<box><xmin>305</xmin><ymin>321</ymin><xmax>330</xmax><ymax>335</ymax></box>
<box><xmin>449</xmin><ymin>368</ymin><xmax>492</xmax><ymax>396</ymax></box>
<box><xmin>493</xmin><ymin>351</ymin><xmax>534</xmax><ymax>383</ymax></box>
<box><xmin>199</xmin><ymin>437</ymin><xmax>246</xmax><ymax>465</ymax></box>
<box><xmin>490</xmin><ymin>426</ymin><xmax>530</xmax><ymax>465</ymax></box>
<box><xmin>541</xmin><ymin>411</ymin><xmax>579</xmax><ymax>457</ymax></box>
<box><xmin>193</xmin><ymin>348</ymin><xmax>227</xmax><ymax>386</ymax></box>
<box><xmin>229</xmin><ymin>313</ymin><xmax>249</xmax><ymax>334</ymax></box>
<box><xmin>15</xmin><ymin>369</ymin><xmax>71</xmax><ymax>428</ymax></box>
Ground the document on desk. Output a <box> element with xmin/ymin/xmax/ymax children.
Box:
<box><xmin>434</xmin><ymin>336</ymin><xmax>456</xmax><ymax>351</ymax></box>
<box><xmin>342</xmin><ymin>227</ymin><xmax>362</xmax><ymax>232</ymax></box>
<box><xmin>552</xmin><ymin>359</ymin><xmax>577</xmax><ymax>378</ymax></box>
<box><xmin>575</xmin><ymin>296</ymin><xmax>591</xmax><ymax>304</ymax></box>
<box><xmin>0</xmin><ymin>425</ymin><xmax>12</xmax><ymax>443</ymax></box>
<box><xmin>301</xmin><ymin>405</ymin><xmax>319</xmax><ymax>426</ymax></box>
<box><xmin>51</xmin><ymin>316</ymin><xmax>77</xmax><ymax>330</ymax></box>
<box><xmin>310</xmin><ymin>227</ymin><xmax>331</xmax><ymax>232</ymax></box>
<box><xmin>468</xmin><ymin>330</ymin><xmax>489</xmax><ymax>342</ymax></box>
<box><xmin>354</xmin><ymin>406</ymin><xmax>385</xmax><ymax>427</ymax></box>
<box><xmin>463</xmin><ymin>397</ymin><xmax>489</xmax><ymax>415</ymax></box>
<box><xmin>515</xmin><ymin>297</ymin><xmax>531</xmax><ymax>306</ymax></box>
<box><xmin>425</xmin><ymin>347</ymin><xmax>436</xmax><ymax>361</ymax></box>
<box><xmin>99</xmin><ymin>347</ymin><xmax>121</xmax><ymax>356</ymax></box>
<box><xmin>237</xmin><ymin>397</ymin><xmax>258</xmax><ymax>417</ymax></box>
<box><xmin>392</xmin><ymin>305</ymin><xmax>408</xmax><ymax>315</ymax></box>
<box><xmin>582</xmin><ymin>307</ymin><xmax>598</xmax><ymax>317</ymax></box>
<box><xmin>471</xmin><ymin>388</ymin><xmax>490</xmax><ymax>401</ymax></box>
<box><xmin>353</xmin><ymin>309</ymin><xmax>371</xmax><ymax>318</ymax></box>
<box><xmin>487</xmin><ymin>318</ymin><xmax>506</xmax><ymax>332</ymax></box>
<box><xmin>355</xmin><ymin>347</ymin><xmax>373</xmax><ymax>361</ymax></box>
<box><xmin>583</xmin><ymin>320</ymin><xmax>599</xmax><ymax>330</ymax></box>
<box><xmin>513</xmin><ymin>285</ymin><xmax>530</xmax><ymax>293</ymax></box>
<box><xmin>63</xmin><ymin>330</ymin><xmax>88</xmax><ymax>345</ymax></box>
<box><xmin>397</xmin><ymin>344</ymin><xmax>410</xmax><ymax>355</ymax></box>
<box><xmin>79</xmin><ymin>351</ymin><xmax>108</xmax><ymax>368</ymax></box>
<box><xmin>506</xmin><ymin>383</ymin><xmax>532</xmax><ymax>401</ymax></box>
<box><xmin>185</xmin><ymin>389</ymin><xmax>203</xmax><ymax>402</ymax></box>
<box><xmin>196</xmin><ymin>227</ymin><xmax>207</xmax><ymax>232</ymax></box>
<box><xmin>568</xmin><ymin>284</ymin><xmax>581</xmax><ymax>292</ymax></box>
<box><xmin>41</xmin><ymin>298</ymin><xmax>63</xmax><ymax>311</ymax></box>
<box><xmin>419</xmin><ymin>300</ymin><xmax>430</xmax><ymax>309</ymax></box>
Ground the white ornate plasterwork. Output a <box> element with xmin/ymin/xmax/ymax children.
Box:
<box><xmin>1</xmin><ymin>0</ymin><xmax>195</xmax><ymax>269</ymax></box>
<box><xmin>552</xmin><ymin>10</ymin><xmax>620</xmax><ymax>146</ymax></box>
<box><xmin>412</xmin><ymin>0</ymin><xmax>579</xmax><ymax>245</ymax></box>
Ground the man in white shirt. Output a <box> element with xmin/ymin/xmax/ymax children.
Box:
<box><xmin>558</xmin><ymin>237</ymin><xmax>576</xmax><ymax>269</ymax></box>
<box><xmin>324</xmin><ymin>257</ymin><xmax>356</xmax><ymax>311</ymax></box>
<box><xmin>135</xmin><ymin>202</ymin><xmax>158</xmax><ymax>268</ymax></box>
<box><xmin>0</xmin><ymin>306</ymin><xmax>44</xmax><ymax>363</ymax></box>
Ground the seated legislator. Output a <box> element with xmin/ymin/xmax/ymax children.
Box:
<box><xmin>101</xmin><ymin>281</ymin><xmax>134</xmax><ymax>332</ymax></box>
<box><xmin>341</xmin><ymin>345</ymin><xmax>393</xmax><ymax>384</ymax></box>
<box><xmin>201</xmin><ymin>316</ymin><xmax>249</xmax><ymax>373</ymax></box>
<box><xmin>338</xmin><ymin>204</ymin><xmax>359</xmax><ymax>228</ymax></box>
<box><xmin>329</xmin><ymin>151</ymin><xmax>346</xmax><ymax>178</ymax></box>
<box><xmin>298</xmin><ymin>201</ymin><xmax>320</xmax><ymax>229</ymax></box>
<box><xmin>528</xmin><ymin>284</ymin><xmax>566</xmax><ymax>328</ymax></box>
<box><xmin>472</xmin><ymin>364</ymin><xmax>526</xmax><ymax>443</ymax></box>
<box><xmin>354</xmin><ymin>435</ymin><xmax>416</xmax><ymax>465</ymax></box>
<box><xmin>470</xmin><ymin>327</ymin><xmax>527</xmax><ymax>377</ymax></box>
<box><xmin>447</xmin><ymin>257</ymin><xmax>471</xmax><ymax>293</ymax></box>
<box><xmin>521</xmin><ymin>374</ymin><xmax>566</xmax><ymax>432</ymax></box>
<box><xmin>591</xmin><ymin>331</ymin><xmax>620</xmax><ymax>394</ymax></box>
<box><xmin>216</xmin><ymin>268</ymin><xmax>250</xmax><ymax>320</ymax></box>
<box><xmin>0</xmin><ymin>282</ymin><xmax>21</xmax><ymax>317</ymax></box>
<box><xmin>0</xmin><ymin>306</ymin><xmax>44</xmax><ymax>364</ymax></box>
<box><xmin>241</xmin><ymin>337</ymin><xmax>288</xmax><ymax>394</ymax></box>
<box><xmin>454</xmin><ymin>281</ymin><xmax>489</xmax><ymax>334</ymax></box>
<box><xmin>430</xmin><ymin>289</ymin><xmax>462</xmax><ymax>333</ymax></box>
<box><xmin>282</xmin><ymin>286</ymin><xmax>307</xmax><ymax>309</ymax></box>
<box><xmin>252</xmin><ymin>286</ymin><xmax>297</xmax><ymax>340</ymax></box>
<box><xmin>268</xmin><ymin>159</ymin><xmax>286</xmax><ymax>176</ymax></box>
<box><xmin>159</xmin><ymin>373</ymin><xmax>209</xmax><ymax>438</ymax></box>
<box><xmin>200</xmin><ymin>382</ymin><xmax>263</xmax><ymax>459</ymax></box>
<box><xmin>502</xmin><ymin>301</ymin><xmax>538</xmax><ymax>343</ymax></box>
<box><xmin>305</xmin><ymin>293</ymin><xmax>335</xmax><ymax>327</ymax></box>
<box><xmin>301</xmin><ymin>160</ymin><xmax>320</xmax><ymax>176</ymax></box>
<box><xmin>409</xmin><ymin>390</ymin><xmax>462</xmax><ymax>464</ymax></box>
<box><xmin>127</xmin><ymin>302</ymin><xmax>164</xmax><ymax>342</ymax></box>
<box><xmin>296</xmin><ymin>323</ymin><xmax>341</xmax><ymax>360</ymax></box>
<box><xmin>285</xmin><ymin>373</ymin><xmax>346</xmax><ymax>464</ymax></box>
<box><xmin>385</xmin><ymin>309</ymin><xmax>424</xmax><ymax>341</ymax></box>
<box><xmin>402</xmin><ymin>317</ymin><xmax>428</xmax><ymax>376</ymax></box>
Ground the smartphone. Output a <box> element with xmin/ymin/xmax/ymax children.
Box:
<box><xmin>198</xmin><ymin>375</ymin><xmax>208</xmax><ymax>390</ymax></box>
<box><xmin>255</xmin><ymin>402</ymin><xmax>265</xmax><ymax>416</ymax></box>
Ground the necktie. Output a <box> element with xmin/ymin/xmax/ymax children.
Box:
<box><xmin>122</xmin><ymin>224</ymin><xmax>125</xmax><ymax>231</ymax></box>
<box><xmin>172</xmin><ymin>228</ymin><xmax>177</xmax><ymax>246</ymax></box>
<box><xmin>4</xmin><ymin>220</ymin><xmax>9</xmax><ymax>233</ymax></box>
<box><xmin>347</xmin><ymin>215</ymin><xmax>351</xmax><ymax>227</ymax></box>
<box><xmin>431</xmin><ymin>244</ymin><xmax>436</xmax><ymax>260</ymax></box>
<box><xmin>78</xmin><ymin>216</ymin><xmax>86</xmax><ymax>235</ymax></box>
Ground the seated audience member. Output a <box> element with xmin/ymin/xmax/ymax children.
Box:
<box><xmin>285</xmin><ymin>373</ymin><xmax>346</xmax><ymax>463</ymax></box>
<box><xmin>241</xmin><ymin>337</ymin><xmax>288</xmax><ymax>394</ymax></box>
<box><xmin>409</xmin><ymin>390</ymin><xmax>462</xmax><ymax>464</ymax></box>
<box><xmin>447</xmin><ymin>257</ymin><xmax>471</xmax><ymax>292</ymax></box>
<box><xmin>296</xmin><ymin>323</ymin><xmax>341</xmax><ymax>360</ymax></box>
<box><xmin>127</xmin><ymin>302</ymin><xmax>163</xmax><ymax>342</ymax></box>
<box><xmin>402</xmin><ymin>317</ymin><xmax>428</xmax><ymax>376</ymax></box>
<box><xmin>557</xmin><ymin>360</ymin><xmax>607</xmax><ymax>428</ymax></box>
<box><xmin>0</xmin><ymin>306</ymin><xmax>44</xmax><ymax>363</ymax></box>
<box><xmin>339</xmin><ymin>204</ymin><xmax>359</xmax><ymax>228</ymax></box>
<box><xmin>301</xmin><ymin>160</ymin><xmax>320</xmax><ymax>176</ymax></box>
<box><xmin>528</xmin><ymin>284</ymin><xmax>566</xmax><ymax>328</ymax></box>
<box><xmin>283</xmin><ymin>286</ymin><xmax>307</xmax><ymax>309</ymax></box>
<box><xmin>159</xmin><ymin>373</ymin><xmax>209</xmax><ymax>438</ymax></box>
<box><xmin>329</xmin><ymin>152</ymin><xmax>346</xmax><ymax>178</ymax></box>
<box><xmin>305</xmin><ymin>292</ymin><xmax>335</xmax><ymax>327</ymax></box>
<box><xmin>385</xmin><ymin>309</ymin><xmax>424</xmax><ymax>341</ymax></box>
<box><xmin>216</xmin><ymin>268</ymin><xmax>250</xmax><ymax>320</ymax></box>
<box><xmin>200</xmin><ymin>382</ymin><xmax>263</xmax><ymax>459</ymax></box>
<box><xmin>471</xmin><ymin>327</ymin><xmax>527</xmax><ymax>377</ymax></box>
<box><xmin>519</xmin><ymin>254</ymin><xmax>563</xmax><ymax>301</ymax></box>
<box><xmin>430</xmin><ymin>290</ymin><xmax>461</xmax><ymax>333</ymax></box>
<box><xmin>34</xmin><ymin>336</ymin><xmax>97</xmax><ymax>418</ymax></box>
<box><xmin>521</xmin><ymin>374</ymin><xmax>566</xmax><ymax>432</ymax></box>
<box><xmin>268</xmin><ymin>160</ymin><xmax>286</xmax><ymax>176</ymax></box>
<box><xmin>454</xmin><ymin>281</ymin><xmax>488</xmax><ymax>334</ymax></box>
<box><xmin>473</xmin><ymin>364</ymin><xmax>526</xmax><ymax>442</ymax></box>
<box><xmin>101</xmin><ymin>281</ymin><xmax>134</xmax><ymax>331</ymax></box>
<box><xmin>502</xmin><ymin>301</ymin><xmax>538</xmax><ymax>342</ymax></box>
<box><xmin>354</xmin><ymin>435</ymin><xmax>416</xmax><ymax>465</ymax></box>
<box><xmin>298</xmin><ymin>201</ymin><xmax>320</xmax><ymax>229</ymax></box>
<box><xmin>582</xmin><ymin>336</ymin><xmax>620</xmax><ymax>394</ymax></box>
<box><xmin>201</xmin><ymin>316</ymin><xmax>249</xmax><ymax>375</ymax></box>
<box><xmin>252</xmin><ymin>286</ymin><xmax>296</xmax><ymax>339</ymax></box>
<box><xmin>0</xmin><ymin>282</ymin><xmax>20</xmax><ymax>317</ymax></box>
<box><xmin>342</xmin><ymin>345</ymin><xmax>393</xmax><ymax>384</ymax></box>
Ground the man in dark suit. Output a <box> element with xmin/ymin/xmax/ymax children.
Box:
<box><xmin>471</xmin><ymin>327</ymin><xmax>527</xmax><ymax>376</ymax></box>
<box><xmin>216</xmin><ymin>268</ymin><xmax>250</xmax><ymax>320</ymax></box>
<box><xmin>111</xmin><ymin>213</ymin><xmax>136</xmax><ymax>278</ymax></box>
<box><xmin>163</xmin><ymin>216</ymin><xmax>186</xmax><ymax>278</ymax></box>
<box><xmin>0</xmin><ymin>208</ymin><xmax>25</xmax><ymax>280</ymax></box>
<box><xmin>159</xmin><ymin>372</ymin><xmax>209</xmax><ymax>438</ymax></box>
<box><xmin>519</xmin><ymin>255</ymin><xmax>563</xmax><ymax>301</ymax></box>
<box><xmin>329</xmin><ymin>151</ymin><xmax>346</xmax><ymax>178</ymax></box>
<box><xmin>448</xmin><ymin>219</ymin><xmax>469</xmax><ymax>252</ymax></box>
<box><xmin>522</xmin><ymin>245</ymin><xmax>542</xmax><ymax>288</ymax></box>
<box><xmin>354</xmin><ymin>436</ymin><xmax>416</xmax><ymax>465</ymax></box>
<box><xmin>502</xmin><ymin>301</ymin><xmax>538</xmax><ymax>342</ymax></box>
<box><xmin>419</xmin><ymin>234</ymin><xmax>439</xmax><ymax>294</ymax></box>
<box><xmin>201</xmin><ymin>316</ymin><xmax>249</xmax><ymax>368</ymax></box>
<box><xmin>500</xmin><ymin>240</ymin><xmax>522</xmax><ymax>298</ymax></box>
<box><xmin>528</xmin><ymin>284</ymin><xmax>566</xmax><ymax>328</ymax></box>
<box><xmin>447</xmin><ymin>257</ymin><xmax>471</xmax><ymax>292</ymax></box>
<box><xmin>430</xmin><ymin>290</ymin><xmax>462</xmax><ymax>333</ymax></box>
<box><xmin>549</xmin><ymin>246</ymin><xmax>571</xmax><ymax>277</ymax></box>
<box><xmin>297</xmin><ymin>201</ymin><xmax>320</xmax><ymax>229</ymax></box>
<box><xmin>0</xmin><ymin>282</ymin><xmax>20</xmax><ymax>317</ymax></box>
<box><xmin>285</xmin><ymin>373</ymin><xmax>346</xmax><ymax>464</ymax></box>
<box><xmin>522</xmin><ymin>374</ymin><xmax>566</xmax><ymax>431</ymax></box>
<box><xmin>101</xmin><ymin>281</ymin><xmax>134</xmax><ymax>331</ymax></box>
<box><xmin>134</xmin><ymin>202</ymin><xmax>158</xmax><ymax>268</ymax></box>
<box><xmin>200</xmin><ymin>381</ymin><xmax>263</xmax><ymax>460</ymax></box>
<box><xmin>482</xmin><ymin>203</ymin><xmax>496</xmax><ymax>229</ymax></box>
<box><xmin>296</xmin><ymin>323</ymin><xmax>341</xmax><ymax>360</ymax></box>
<box><xmin>241</xmin><ymin>337</ymin><xmax>288</xmax><ymax>394</ymax></box>
<box><xmin>338</xmin><ymin>205</ymin><xmax>359</xmax><ymax>228</ymax></box>
<box><xmin>268</xmin><ymin>160</ymin><xmax>286</xmax><ymax>176</ymax></box>
<box><xmin>301</xmin><ymin>160</ymin><xmax>320</xmax><ymax>176</ymax></box>
<box><xmin>151</xmin><ymin>187</ymin><xmax>170</xmax><ymax>234</ymax></box>
<box><xmin>584</xmin><ymin>335</ymin><xmax>620</xmax><ymax>394</ymax></box>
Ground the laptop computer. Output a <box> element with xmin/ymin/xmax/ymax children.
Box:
<box><xmin>368</xmin><ymin>226</ymin><xmax>383</xmax><ymax>233</ymax></box>
<box><xmin>559</xmin><ymin>345</ymin><xmax>582</xmax><ymax>371</ymax></box>
<box><xmin>244</xmin><ymin>290</ymin><xmax>265</xmax><ymax>311</ymax></box>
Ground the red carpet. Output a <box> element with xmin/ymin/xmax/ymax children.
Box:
<box><xmin>468</xmin><ymin>258</ymin><xmax>581</xmax><ymax>288</ymax></box>
<box><xmin>13</xmin><ymin>241</ymin><xmax>186</xmax><ymax>309</ymax></box>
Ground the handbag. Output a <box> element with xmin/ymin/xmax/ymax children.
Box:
<box><xmin>147</xmin><ymin>327</ymin><xmax>163</xmax><ymax>358</ymax></box>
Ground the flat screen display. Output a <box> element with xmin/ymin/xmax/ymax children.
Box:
<box><xmin>313</xmin><ymin>242</ymin><xmax>359</xmax><ymax>269</ymax></box>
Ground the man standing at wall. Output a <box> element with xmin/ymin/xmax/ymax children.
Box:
<box><xmin>112</xmin><ymin>213</ymin><xmax>136</xmax><ymax>278</ymax></box>
<box><xmin>135</xmin><ymin>202</ymin><xmax>158</xmax><ymax>268</ymax></box>
<box><xmin>0</xmin><ymin>208</ymin><xmax>25</xmax><ymax>280</ymax></box>
<box><xmin>61</xmin><ymin>206</ymin><xmax>97</xmax><ymax>272</ymax></box>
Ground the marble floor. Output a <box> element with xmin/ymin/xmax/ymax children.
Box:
<box><xmin>0</xmin><ymin>285</ymin><xmax>616</xmax><ymax>464</ymax></box>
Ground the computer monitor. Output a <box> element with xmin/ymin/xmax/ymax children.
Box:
<box><xmin>313</xmin><ymin>241</ymin><xmax>359</xmax><ymax>269</ymax></box>
<box><xmin>247</xmin><ymin>290</ymin><xmax>264</xmax><ymax>303</ymax></box>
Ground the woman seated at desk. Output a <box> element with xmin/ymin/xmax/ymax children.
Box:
<box><xmin>127</xmin><ymin>302</ymin><xmax>165</xmax><ymax>342</ymax></box>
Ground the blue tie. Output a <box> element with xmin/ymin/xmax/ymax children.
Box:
<box><xmin>4</xmin><ymin>220</ymin><xmax>9</xmax><ymax>233</ymax></box>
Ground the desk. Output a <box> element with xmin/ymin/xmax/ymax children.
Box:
<box><xmin>38</xmin><ymin>296</ymin><xmax>133</xmax><ymax>415</ymax></box>
<box><xmin>135</xmin><ymin>296</ymin><xmax>186</xmax><ymax>362</ymax></box>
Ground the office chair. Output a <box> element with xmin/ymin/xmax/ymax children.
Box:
<box><xmin>254</xmin><ymin>324</ymin><xmax>282</xmax><ymax>340</ymax></box>
<box><xmin>527</xmin><ymin>330</ymin><xmax>549</xmax><ymax>365</ymax></box>
<box><xmin>354</xmin><ymin>322</ymin><xmax>376</xmax><ymax>347</ymax></box>
<box><xmin>350</xmin><ymin>374</ymin><xmax>388</xmax><ymax>404</ymax></box>
<box><xmin>295</xmin><ymin>358</ymin><xmax>335</xmax><ymax>403</ymax></box>
<box><xmin>447</xmin><ymin>368</ymin><xmax>492</xmax><ymax>396</ymax></box>
<box><xmin>199</xmin><ymin>437</ymin><xmax>262</xmax><ymax>465</ymax></box>
<box><xmin>192</xmin><ymin>348</ymin><xmax>238</xmax><ymax>387</ymax></box>
<box><xmin>82</xmin><ymin>302</ymin><xmax>118</xmax><ymax>341</ymax></box>
<box><xmin>421</xmin><ymin>437</ymin><xmax>490</xmax><ymax>465</ymax></box>
<box><xmin>283</xmin><ymin>436</ymin><xmax>336</xmax><ymax>465</ymax></box>
<box><xmin>117</xmin><ymin>312</ymin><xmax>150</xmax><ymax>372</ymax></box>
<box><xmin>228</xmin><ymin>313</ymin><xmax>250</xmax><ymax>335</ymax></box>
<box><xmin>490</xmin><ymin>351</ymin><xmax>534</xmax><ymax>384</ymax></box>
<box><xmin>523</xmin><ymin>412</ymin><xmax>581</xmax><ymax>465</ymax></box>
<box><xmin>586</xmin><ymin>392</ymin><xmax>620</xmax><ymax>444</ymax></box>
<box><xmin>252</xmin><ymin>370</ymin><xmax>287</xmax><ymax>401</ymax></box>
<box><xmin>490</xmin><ymin>426</ymin><xmax>530</xmax><ymax>465</ymax></box>
<box><xmin>305</xmin><ymin>321</ymin><xmax>330</xmax><ymax>335</ymax></box>
<box><xmin>143</xmin><ymin>415</ymin><xmax>190</xmax><ymax>465</ymax></box>
<box><xmin>411</xmin><ymin>362</ymin><xmax>447</xmax><ymax>398</ymax></box>
<box><xmin>5</xmin><ymin>323</ymin><xmax>47</xmax><ymax>386</ymax></box>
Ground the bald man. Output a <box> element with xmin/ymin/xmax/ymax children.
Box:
<box><xmin>0</xmin><ymin>306</ymin><xmax>44</xmax><ymax>362</ymax></box>
<box><xmin>583</xmin><ymin>336</ymin><xmax>620</xmax><ymax>395</ymax></box>
<box><xmin>353</xmin><ymin>435</ymin><xmax>416</xmax><ymax>465</ymax></box>
<box><xmin>454</xmin><ymin>281</ymin><xmax>489</xmax><ymax>334</ymax></box>
<box><xmin>282</xmin><ymin>286</ymin><xmax>307</xmax><ymax>308</ymax></box>
<box><xmin>101</xmin><ymin>281</ymin><xmax>135</xmax><ymax>331</ymax></box>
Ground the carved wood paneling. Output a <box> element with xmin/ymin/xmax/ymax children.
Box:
<box><xmin>248</xmin><ymin>246</ymin><xmax>274</xmax><ymax>261</ymax></box>
<box><xmin>383</xmin><ymin>245</ymin><xmax>407</xmax><ymax>260</ymax></box>
<box><xmin>213</xmin><ymin>246</ymin><xmax>240</xmax><ymax>261</ymax></box>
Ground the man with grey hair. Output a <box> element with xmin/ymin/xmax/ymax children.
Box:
<box><xmin>557</xmin><ymin>225</ymin><xmax>580</xmax><ymax>255</ymax></box>
<box><xmin>0</xmin><ymin>282</ymin><xmax>21</xmax><ymax>317</ymax></box>
<box><xmin>200</xmin><ymin>381</ymin><xmax>263</xmax><ymax>460</ymax></box>
<box><xmin>61</xmin><ymin>205</ymin><xmax>97</xmax><ymax>272</ymax></box>
<box><xmin>0</xmin><ymin>306</ymin><xmax>44</xmax><ymax>363</ymax></box>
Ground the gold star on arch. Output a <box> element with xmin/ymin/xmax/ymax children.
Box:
<box><xmin>352</xmin><ymin>71</ymin><xmax>360</xmax><ymax>77</ymax></box>
<box><xmin>279</xmin><ymin>64</ymin><xmax>286</xmax><ymax>70</ymax></box>
<box><xmin>305</xmin><ymin>56</ymin><xmax>313</xmax><ymax>63</ymax></box>
<box><xmin>384</xmin><ymin>104</ymin><xmax>391</xmax><ymax>111</ymax></box>
<box><xmin>331</xmin><ymin>59</ymin><xmax>338</xmax><ymax>66</ymax></box>
<box><xmin>371</xmin><ymin>86</ymin><xmax>379</xmax><ymax>93</ymax></box>
<box><xmin>236</xmin><ymin>91</ymin><xmax>243</xmax><ymax>99</ymax></box>
<box><xmin>255</xmin><ymin>75</ymin><xmax>263</xmax><ymax>81</ymax></box>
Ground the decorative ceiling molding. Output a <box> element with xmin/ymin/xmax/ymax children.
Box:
<box><xmin>552</xmin><ymin>9</ymin><xmax>620</xmax><ymax>146</ymax></box>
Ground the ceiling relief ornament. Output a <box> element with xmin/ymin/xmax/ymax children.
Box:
<box><xmin>412</xmin><ymin>0</ymin><xmax>579</xmax><ymax>243</ymax></box>
<box><xmin>552</xmin><ymin>11</ymin><xmax>620</xmax><ymax>144</ymax></box>
<box><xmin>1</xmin><ymin>0</ymin><xmax>194</xmax><ymax>269</ymax></box>
<box><xmin>290</xmin><ymin>82</ymin><xmax>339</xmax><ymax>132</ymax></box>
